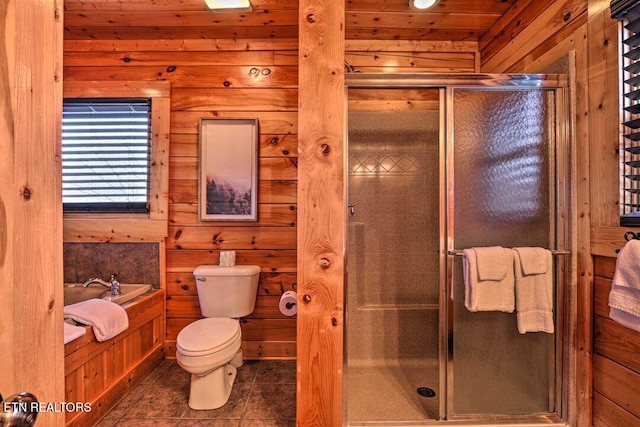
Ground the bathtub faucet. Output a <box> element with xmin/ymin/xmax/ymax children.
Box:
<box><xmin>82</xmin><ymin>274</ymin><xmax>121</xmax><ymax>296</ymax></box>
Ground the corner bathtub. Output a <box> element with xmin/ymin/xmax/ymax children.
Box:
<box><xmin>63</xmin><ymin>283</ymin><xmax>152</xmax><ymax>306</ymax></box>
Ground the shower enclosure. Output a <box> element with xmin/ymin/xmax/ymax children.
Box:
<box><xmin>344</xmin><ymin>74</ymin><xmax>571</xmax><ymax>425</ymax></box>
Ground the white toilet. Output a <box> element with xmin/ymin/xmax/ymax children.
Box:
<box><xmin>176</xmin><ymin>264</ymin><xmax>260</xmax><ymax>410</ymax></box>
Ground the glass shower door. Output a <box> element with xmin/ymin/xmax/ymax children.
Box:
<box><xmin>447</xmin><ymin>87</ymin><xmax>566</xmax><ymax>418</ymax></box>
<box><xmin>345</xmin><ymin>88</ymin><xmax>443</xmax><ymax>424</ymax></box>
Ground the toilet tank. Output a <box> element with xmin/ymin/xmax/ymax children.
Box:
<box><xmin>193</xmin><ymin>265</ymin><xmax>260</xmax><ymax>318</ymax></box>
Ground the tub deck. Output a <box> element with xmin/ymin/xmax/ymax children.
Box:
<box><xmin>64</xmin><ymin>283</ymin><xmax>152</xmax><ymax>306</ymax></box>
<box><xmin>64</xmin><ymin>288</ymin><xmax>165</xmax><ymax>427</ymax></box>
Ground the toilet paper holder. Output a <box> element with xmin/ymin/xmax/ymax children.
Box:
<box><xmin>278</xmin><ymin>289</ymin><xmax>298</xmax><ymax>316</ymax></box>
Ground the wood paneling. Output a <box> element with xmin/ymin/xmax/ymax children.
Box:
<box><xmin>345</xmin><ymin>40</ymin><xmax>478</xmax><ymax>74</ymax></box>
<box><xmin>594</xmin><ymin>392</ymin><xmax>640</xmax><ymax>427</ymax></box>
<box><xmin>63</xmin><ymin>0</ymin><xmax>514</xmax><ymax>42</ymax></box>
<box><xmin>587</xmin><ymin>9</ymin><xmax>620</xmax><ymax>227</ymax></box>
<box><xmin>0</xmin><ymin>2</ymin><xmax>65</xmax><ymax>426</ymax></box>
<box><xmin>593</xmin><ymin>256</ymin><xmax>640</xmax><ymax>427</ymax></box>
<box><xmin>593</xmin><ymin>354</ymin><xmax>640</xmax><ymax>419</ymax></box>
<box><xmin>64</xmin><ymin>25</ymin><xmax>298</xmax><ymax>359</ymax></box>
<box><xmin>591</xmin><ymin>226</ymin><xmax>640</xmax><ymax>257</ymax></box>
<box><xmin>480</xmin><ymin>0</ymin><xmax>587</xmax><ymax>72</ymax></box>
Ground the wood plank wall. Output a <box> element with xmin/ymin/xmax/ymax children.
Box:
<box><xmin>63</xmin><ymin>32</ymin><xmax>476</xmax><ymax>362</ymax></box>
<box><xmin>64</xmin><ymin>38</ymin><xmax>300</xmax><ymax>360</ymax></box>
<box><xmin>593</xmin><ymin>256</ymin><xmax>640</xmax><ymax>426</ymax></box>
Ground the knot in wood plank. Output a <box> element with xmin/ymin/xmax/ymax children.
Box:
<box><xmin>22</xmin><ymin>186</ymin><xmax>32</xmax><ymax>200</ymax></box>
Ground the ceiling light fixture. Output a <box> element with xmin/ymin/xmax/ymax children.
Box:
<box><xmin>410</xmin><ymin>0</ymin><xmax>438</xmax><ymax>10</ymax></box>
<box><xmin>205</xmin><ymin>0</ymin><xmax>252</xmax><ymax>11</ymax></box>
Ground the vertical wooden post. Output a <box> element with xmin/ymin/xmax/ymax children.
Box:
<box><xmin>297</xmin><ymin>0</ymin><xmax>345</xmax><ymax>425</ymax></box>
<box><xmin>0</xmin><ymin>1</ymin><xmax>64</xmax><ymax>425</ymax></box>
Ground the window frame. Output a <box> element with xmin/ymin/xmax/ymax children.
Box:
<box><xmin>62</xmin><ymin>81</ymin><xmax>170</xmax><ymax>242</ymax></box>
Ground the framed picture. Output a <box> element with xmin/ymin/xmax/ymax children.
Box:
<box><xmin>199</xmin><ymin>118</ymin><xmax>259</xmax><ymax>221</ymax></box>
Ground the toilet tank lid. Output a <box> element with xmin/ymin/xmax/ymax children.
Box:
<box><xmin>193</xmin><ymin>264</ymin><xmax>260</xmax><ymax>277</ymax></box>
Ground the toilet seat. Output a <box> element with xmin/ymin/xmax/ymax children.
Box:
<box><xmin>177</xmin><ymin>318</ymin><xmax>241</xmax><ymax>357</ymax></box>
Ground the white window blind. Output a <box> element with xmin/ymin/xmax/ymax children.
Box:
<box><xmin>613</xmin><ymin>0</ymin><xmax>640</xmax><ymax>225</ymax></box>
<box><xmin>61</xmin><ymin>99</ymin><xmax>151</xmax><ymax>213</ymax></box>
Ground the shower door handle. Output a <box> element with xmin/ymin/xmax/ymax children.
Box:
<box><xmin>347</xmin><ymin>203</ymin><xmax>355</xmax><ymax>216</ymax></box>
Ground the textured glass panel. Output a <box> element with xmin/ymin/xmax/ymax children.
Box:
<box><xmin>452</xmin><ymin>89</ymin><xmax>555</xmax><ymax>415</ymax></box>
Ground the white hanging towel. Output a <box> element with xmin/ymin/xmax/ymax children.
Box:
<box><xmin>513</xmin><ymin>247</ymin><xmax>554</xmax><ymax>334</ymax></box>
<box><xmin>463</xmin><ymin>246</ymin><xmax>515</xmax><ymax>312</ymax></box>
<box><xmin>608</xmin><ymin>239</ymin><xmax>640</xmax><ymax>332</ymax></box>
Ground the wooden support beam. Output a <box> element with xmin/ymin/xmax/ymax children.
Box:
<box><xmin>0</xmin><ymin>1</ymin><xmax>64</xmax><ymax>425</ymax></box>
<box><xmin>297</xmin><ymin>0</ymin><xmax>345</xmax><ymax>424</ymax></box>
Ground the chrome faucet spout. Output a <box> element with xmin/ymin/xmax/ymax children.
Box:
<box><xmin>82</xmin><ymin>275</ymin><xmax>122</xmax><ymax>296</ymax></box>
<box><xmin>81</xmin><ymin>278</ymin><xmax>110</xmax><ymax>288</ymax></box>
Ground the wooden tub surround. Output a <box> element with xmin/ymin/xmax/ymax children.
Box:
<box><xmin>64</xmin><ymin>289</ymin><xmax>166</xmax><ymax>427</ymax></box>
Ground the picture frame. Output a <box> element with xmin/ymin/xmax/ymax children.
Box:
<box><xmin>198</xmin><ymin>118</ymin><xmax>259</xmax><ymax>221</ymax></box>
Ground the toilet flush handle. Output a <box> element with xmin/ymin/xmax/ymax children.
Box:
<box><xmin>196</xmin><ymin>277</ymin><xmax>206</xmax><ymax>282</ymax></box>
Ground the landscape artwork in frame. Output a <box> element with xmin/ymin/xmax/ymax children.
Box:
<box><xmin>199</xmin><ymin>118</ymin><xmax>258</xmax><ymax>221</ymax></box>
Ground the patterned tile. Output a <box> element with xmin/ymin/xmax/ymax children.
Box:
<box><xmin>122</xmin><ymin>382</ymin><xmax>189</xmax><ymax>419</ymax></box>
<box><xmin>255</xmin><ymin>361</ymin><xmax>296</xmax><ymax>384</ymax></box>
<box><xmin>236</xmin><ymin>360</ymin><xmax>260</xmax><ymax>383</ymax></box>
<box><xmin>181</xmin><ymin>382</ymin><xmax>252</xmax><ymax>420</ymax></box>
<box><xmin>240</xmin><ymin>420</ymin><xmax>296</xmax><ymax>427</ymax></box>
<box><xmin>140</xmin><ymin>359</ymin><xmax>173</xmax><ymax>385</ymax></box>
<box><xmin>115</xmin><ymin>419</ymin><xmax>180</xmax><ymax>427</ymax></box>
<box><xmin>243</xmin><ymin>383</ymin><xmax>296</xmax><ymax>420</ymax></box>
<box><xmin>178</xmin><ymin>420</ymin><xmax>241</xmax><ymax>427</ymax></box>
<box><xmin>102</xmin><ymin>360</ymin><xmax>296</xmax><ymax>425</ymax></box>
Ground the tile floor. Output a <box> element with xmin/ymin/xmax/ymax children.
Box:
<box><xmin>97</xmin><ymin>359</ymin><xmax>296</xmax><ymax>427</ymax></box>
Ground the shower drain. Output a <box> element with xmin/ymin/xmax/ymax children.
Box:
<box><xmin>417</xmin><ymin>387</ymin><xmax>436</xmax><ymax>398</ymax></box>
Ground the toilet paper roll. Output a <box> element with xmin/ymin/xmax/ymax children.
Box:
<box><xmin>279</xmin><ymin>291</ymin><xmax>297</xmax><ymax>316</ymax></box>
<box><xmin>219</xmin><ymin>251</ymin><xmax>236</xmax><ymax>267</ymax></box>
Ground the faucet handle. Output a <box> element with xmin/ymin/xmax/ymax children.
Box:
<box><xmin>109</xmin><ymin>274</ymin><xmax>121</xmax><ymax>296</ymax></box>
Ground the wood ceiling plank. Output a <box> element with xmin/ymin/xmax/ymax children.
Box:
<box><xmin>345</xmin><ymin>28</ymin><xmax>484</xmax><ymax>40</ymax></box>
<box><xmin>345</xmin><ymin>39</ymin><xmax>478</xmax><ymax>52</ymax></box>
<box><xmin>64</xmin><ymin>50</ymin><xmax>276</xmax><ymax>66</ymax></box>
<box><xmin>63</xmin><ymin>25</ymin><xmax>299</xmax><ymax>40</ymax></box>
<box><xmin>346</xmin><ymin>0</ymin><xmax>516</xmax><ymax>13</ymax></box>
<box><xmin>64</xmin><ymin>0</ymin><xmax>298</xmax><ymax>11</ymax></box>
<box><xmin>63</xmin><ymin>38</ymin><xmax>299</xmax><ymax>52</ymax></box>
<box><xmin>346</xmin><ymin>11</ymin><xmax>501</xmax><ymax>30</ymax></box>
<box><xmin>64</xmin><ymin>10</ymin><xmax>297</xmax><ymax>27</ymax></box>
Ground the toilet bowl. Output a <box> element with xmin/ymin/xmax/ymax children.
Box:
<box><xmin>176</xmin><ymin>317</ymin><xmax>243</xmax><ymax>410</ymax></box>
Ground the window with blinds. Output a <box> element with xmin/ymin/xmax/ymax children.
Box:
<box><xmin>613</xmin><ymin>0</ymin><xmax>640</xmax><ymax>226</ymax></box>
<box><xmin>61</xmin><ymin>99</ymin><xmax>151</xmax><ymax>213</ymax></box>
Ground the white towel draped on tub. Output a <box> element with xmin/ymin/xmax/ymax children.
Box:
<box><xmin>463</xmin><ymin>246</ymin><xmax>515</xmax><ymax>312</ymax></box>
<box><xmin>608</xmin><ymin>239</ymin><xmax>640</xmax><ymax>332</ymax></box>
<box><xmin>63</xmin><ymin>321</ymin><xmax>87</xmax><ymax>344</ymax></box>
<box><xmin>64</xmin><ymin>298</ymin><xmax>129</xmax><ymax>342</ymax></box>
<box><xmin>513</xmin><ymin>247</ymin><xmax>554</xmax><ymax>334</ymax></box>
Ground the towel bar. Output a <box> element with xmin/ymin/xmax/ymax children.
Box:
<box><xmin>447</xmin><ymin>249</ymin><xmax>570</xmax><ymax>256</ymax></box>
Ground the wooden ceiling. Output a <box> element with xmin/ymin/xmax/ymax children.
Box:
<box><xmin>64</xmin><ymin>0</ymin><xmax>518</xmax><ymax>41</ymax></box>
